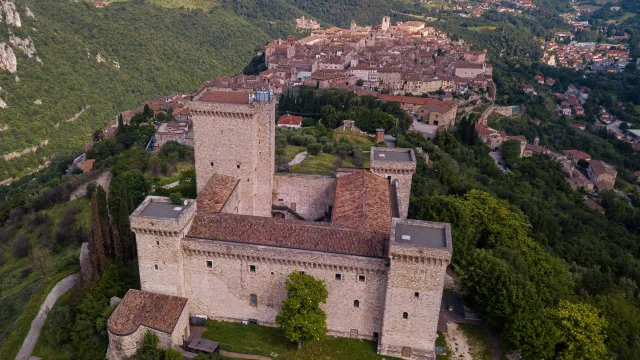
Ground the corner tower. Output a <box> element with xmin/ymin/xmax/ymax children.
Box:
<box><xmin>130</xmin><ymin>196</ymin><xmax>197</xmax><ymax>298</ymax></box>
<box><xmin>379</xmin><ymin>219</ymin><xmax>452</xmax><ymax>359</ymax></box>
<box><xmin>189</xmin><ymin>89</ymin><xmax>276</xmax><ymax>217</ymax></box>
<box><xmin>381</xmin><ymin>16</ymin><xmax>390</xmax><ymax>31</ymax></box>
<box><xmin>370</xmin><ymin>147</ymin><xmax>416</xmax><ymax>218</ymax></box>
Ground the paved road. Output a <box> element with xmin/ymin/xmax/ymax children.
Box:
<box><xmin>15</xmin><ymin>274</ymin><xmax>80</xmax><ymax>360</ymax></box>
<box><xmin>288</xmin><ymin>151</ymin><xmax>308</xmax><ymax>166</ymax></box>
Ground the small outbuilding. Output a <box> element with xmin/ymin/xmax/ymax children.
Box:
<box><xmin>106</xmin><ymin>289</ymin><xmax>190</xmax><ymax>360</ymax></box>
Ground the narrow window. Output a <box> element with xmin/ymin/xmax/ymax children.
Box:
<box><xmin>335</xmin><ymin>273</ymin><xmax>342</xmax><ymax>281</ymax></box>
<box><xmin>414</xmin><ymin>292</ymin><xmax>420</xmax><ymax>298</ymax></box>
<box><xmin>250</xmin><ymin>294</ymin><xmax>257</xmax><ymax>306</ymax></box>
<box><xmin>358</xmin><ymin>275</ymin><xmax>366</xmax><ymax>282</ymax></box>
<box><xmin>156</xmin><ymin>241</ymin><xmax>160</xmax><ymax>246</ymax></box>
<box><xmin>250</xmin><ymin>265</ymin><xmax>256</xmax><ymax>272</ymax></box>
<box><xmin>206</xmin><ymin>260</ymin><xmax>213</xmax><ymax>268</ymax></box>
<box><xmin>237</xmin><ymin>164</ymin><xmax>241</xmax><ymax>169</ymax></box>
<box><xmin>210</xmin><ymin>161</ymin><xmax>214</xmax><ymax>167</ymax></box>
<box><xmin>353</xmin><ymin>300</ymin><xmax>360</xmax><ymax>308</ymax></box>
<box><xmin>154</xmin><ymin>264</ymin><xmax>158</xmax><ymax>270</ymax></box>
<box><xmin>403</xmin><ymin>312</ymin><xmax>408</xmax><ymax>319</ymax></box>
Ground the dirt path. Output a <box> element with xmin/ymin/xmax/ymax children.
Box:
<box><xmin>445</xmin><ymin>322</ymin><xmax>472</xmax><ymax>360</ymax></box>
<box><xmin>288</xmin><ymin>151</ymin><xmax>308</xmax><ymax>166</ymax></box>
<box><xmin>15</xmin><ymin>274</ymin><xmax>80</xmax><ymax>360</ymax></box>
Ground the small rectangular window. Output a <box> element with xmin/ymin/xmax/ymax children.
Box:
<box><xmin>248</xmin><ymin>319</ymin><xmax>258</xmax><ymax>325</ymax></box>
<box><xmin>335</xmin><ymin>273</ymin><xmax>342</xmax><ymax>281</ymax></box>
<box><xmin>250</xmin><ymin>265</ymin><xmax>256</xmax><ymax>272</ymax></box>
<box><xmin>206</xmin><ymin>260</ymin><xmax>213</xmax><ymax>268</ymax></box>
<box><xmin>403</xmin><ymin>312</ymin><xmax>408</xmax><ymax>319</ymax></box>
<box><xmin>237</xmin><ymin>164</ymin><xmax>241</xmax><ymax>169</ymax></box>
<box><xmin>414</xmin><ymin>292</ymin><xmax>420</xmax><ymax>298</ymax></box>
<box><xmin>210</xmin><ymin>162</ymin><xmax>214</xmax><ymax>167</ymax></box>
<box><xmin>402</xmin><ymin>347</ymin><xmax>412</xmax><ymax>357</ymax></box>
<box><xmin>358</xmin><ymin>275</ymin><xmax>366</xmax><ymax>282</ymax></box>
<box><xmin>156</xmin><ymin>241</ymin><xmax>160</xmax><ymax>246</ymax></box>
<box><xmin>154</xmin><ymin>264</ymin><xmax>158</xmax><ymax>270</ymax></box>
<box><xmin>250</xmin><ymin>294</ymin><xmax>257</xmax><ymax>306</ymax></box>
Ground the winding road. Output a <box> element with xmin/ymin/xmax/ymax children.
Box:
<box><xmin>15</xmin><ymin>274</ymin><xmax>80</xmax><ymax>360</ymax></box>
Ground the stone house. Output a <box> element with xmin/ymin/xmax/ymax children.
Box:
<box><xmin>587</xmin><ymin>160</ymin><xmax>617</xmax><ymax>192</ymax></box>
<box><xmin>107</xmin><ymin>88</ymin><xmax>453</xmax><ymax>360</ymax></box>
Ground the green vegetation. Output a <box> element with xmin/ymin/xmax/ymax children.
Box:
<box><xmin>457</xmin><ymin>324</ymin><xmax>492</xmax><ymax>360</ymax></box>
<box><xmin>109</xmin><ymin>0</ymin><xmax>221</xmax><ymax>10</ymax></box>
<box><xmin>435</xmin><ymin>332</ymin><xmax>451</xmax><ymax>360</ymax></box>
<box><xmin>32</xmin><ymin>289</ymin><xmax>75</xmax><ymax>360</ymax></box>
<box><xmin>0</xmin><ymin>0</ymin><xmax>270</xmax><ymax>180</ymax></box>
<box><xmin>276</xmin><ymin>271</ymin><xmax>328</xmax><ymax>348</ymax></box>
<box><xmin>284</xmin><ymin>145</ymin><xmax>306</xmax><ymax>162</ymax></box>
<box><xmin>203</xmin><ymin>320</ymin><xmax>398</xmax><ymax>360</ymax></box>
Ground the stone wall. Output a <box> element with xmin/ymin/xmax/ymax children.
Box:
<box><xmin>190</xmin><ymin>100</ymin><xmax>275</xmax><ymax>217</ymax></box>
<box><xmin>182</xmin><ymin>238</ymin><xmax>388</xmax><ymax>340</ymax></box>
<box><xmin>273</xmin><ymin>174</ymin><xmax>336</xmax><ymax>220</ymax></box>
<box><xmin>106</xmin><ymin>326</ymin><xmax>172</xmax><ymax>360</ymax></box>
<box><xmin>221</xmin><ymin>185</ymin><xmax>240</xmax><ymax>214</ymax></box>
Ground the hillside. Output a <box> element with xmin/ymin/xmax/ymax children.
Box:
<box><xmin>0</xmin><ymin>0</ymin><xmax>270</xmax><ymax>181</ymax></box>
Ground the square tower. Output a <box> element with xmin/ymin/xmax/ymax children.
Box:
<box><xmin>189</xmin><ymin>90</ymin><xmax>276</xmax><ymax>217</ymax></box>
<box><xmin>379</xmin><ymin>219</ymin><xmax>452</xmax><ymax>359</ymax></box>
<box><xmin>382</xmin><ymin>16</ymin><xmax>391</xmax><ymax>31</ymax></box>
<box><xmin>370</xmin><ymin>147</ymin><xmax>416</xmax><ymax>218</ymax></box>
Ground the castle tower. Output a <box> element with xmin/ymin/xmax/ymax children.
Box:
<box><xmin>370</xmin><ymin>147</ymin><xmax>416</xmax><ymax>218</ymax></box>
<box><xmin>130</xmin><ymin>197</ymin><xmax>197</xmax><ymax>298</ymax></box>
<box><xmin>368</xmin><ymin>31</ymin><xmax>376</xmax><ymax>47</ymax></box>
<box><xmin>189</xmin><ymin>89</ymin><xmax>276</xmax><ymax>217</ymax></box>
<box><xmin>379</xmin><ymin>219</ymin><xmax>452</xmax><ymax>359</ymax></box>
<box><xmin>381</xmin><ymin>16</ymin><xmax>390</xmax><ymax>31</ymax></box>
<box><xmin>350</xmin><ymin>19</ymin><xmax>357</xmax><ymax>31</ymax></box>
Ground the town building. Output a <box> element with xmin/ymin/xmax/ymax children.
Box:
<box><xmin>587</xmin><ymin>160</ymin><xmax>617</xmax><ymax>192</ymax></box>
<box><xmin>277</xmin><ymin>115</ymin><xmax>303</xmax><ymax>128</ymax></box>
<box><xmin>106</xmin><ymin>88</ymin><xmax>453</xmax><ymax>360</ymax></box>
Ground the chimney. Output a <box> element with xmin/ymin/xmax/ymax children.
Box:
<box><xmin>376</xmin><ymin>128</ymin><xmax>385</xmax><ymax>144</ymax></box>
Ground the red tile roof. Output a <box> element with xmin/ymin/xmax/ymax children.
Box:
<box><xmin>107</xmin><ymin>289</ymin><xmax>187</xmax><ymax>336</ymax></box>
<box><xmin>377</xmin><ymin>94</ymin><xmax>456</xmax><ymax>109</ymax></box>
<box><xmin>83</xmin><ymin>159</ymin><xmax>96</xmax><ymax>173</ymax></box>
<box><xmin>187</xmin><ymin>212</ymin><xmax>385</xmax><ymax>258</ymax></box>
<box><xmin>198</xmin><ymin>91</ymin><xmax>249</xmax><ymax>104</ymax></box>
<box><xmin>278</xmin><ymin>115</ymin><xmax>303</xmax><ymax>126</ymax></box>
<box><xmin>563</xmin><ymin>149</ymin><xmax>591</xmax><ymax>161</ymax></box>
<box><xmin>332</xmin><ymin>171</ymin><xmax>391</xmax><ymax>238</ymax></box>
<box><xmin>197</xmin><ymin>174</ymin><xmax>239</xmax><ymax>213</ymax></box>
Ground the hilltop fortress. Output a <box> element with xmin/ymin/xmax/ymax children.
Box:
<box><xmin>106</xmin><ymin>86</ymin><xmax>452</xmax><ymax>360</ymax></box>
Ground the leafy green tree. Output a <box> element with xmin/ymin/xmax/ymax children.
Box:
<box><xmin>275</xmin><ymin>271</ymin><xmax>328</xmax><ymax>349</ymax></box>
<box><xmin>546</xmin><ymin>301</ymin><xmax>608</xmax><ymax>360</ymax></box>
<box><xmin>501</xmin><ymin>140</ymin><xmax>522</xmax><ymax>167</ymax></box>
<box><xmin>307</xmin><ymin>142</ymin><xmax>321</xmax><ymax>156</ymax></box>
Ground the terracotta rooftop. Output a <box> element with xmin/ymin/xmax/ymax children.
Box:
<box><xmin>107</xmin><ymin>289</ymin><xmax>187</xmax><ymax>336</ymax></box>
<box><xmin>198</xmin><ymin>91</ymin><xmax>250</xmax><ymax>104</ymax></box>
<box><xmin>278</xmin><ymin>115</ymin><xmax>303</xmax><ymax>126</ymax></box>
<box><xmin>563</xmin><ymin>149</ymin><xmax>591</xmax><ymax>161</ymax></box>
<box><xmin>187</xmin><ymin>212</ymin><xmax>385</xmax><ymax>258</ymax></box>
<box><xmin>377</xmin><ymin>94</ymin><xmax>456</xmax><ymax>108</ymax></box>
<box><xmin>589</xmin><ymin>160</ymin><xmax>617</xmax><ymax>176</ymax></box>
<box><xmin>197</xmin><ymin>174</ymin><xmax>240</xmax><ymax>213</ymax></box>
<box><xmin>332</xmin><ymin>171</ymin><xmax>391</xmax><ymax>238</ymax></box>
<box><xmin>83</xmin><ymin>159</ymin><xmax>96</xmax><ymax>173</ymax></box>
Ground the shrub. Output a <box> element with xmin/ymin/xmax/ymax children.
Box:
<box><xmin>13</xmin><ymin>235</ymin><xmax>30</xmax><ymax>259</ymax></box>
<box><xmin>307</xmin><ymin>142</ymin><xmax>321</xmax><ymax>156</ymax></box>
<box><xmin>170</xmin><ymin>192</ymin><xmax>183</xmax><ymax>205</ymax></box>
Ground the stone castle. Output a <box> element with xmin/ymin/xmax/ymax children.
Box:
<box><xmin>106</xmin><ymin>87</ymin><xmax>452</xmax><ymax>360</ymax></box>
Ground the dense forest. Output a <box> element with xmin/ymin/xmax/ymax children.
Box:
<box><xmin>0</xmin><ymin>0</ymin><xmax>270</xmax><ymax>181</ymax></box>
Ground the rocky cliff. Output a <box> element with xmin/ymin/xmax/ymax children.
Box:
<box><xmin>0</xmin><ymin>0</ymin><xmax>21</xmax><ymax>27</ymax></box>
<box><xmin>0</xmin><ymin>43</ymin><xmax>17</xmax><ymax>73</ymax></box>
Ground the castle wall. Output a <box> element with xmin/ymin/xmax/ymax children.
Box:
<box><xmin>370</xmin><ymin>148</ymin><xmax>417</xmax><ymax>219</ymax></box>
<box><xmin>182</xmin><ymin>238</ymin><xmax>388</xmax><ymax>340</ymax></box>
<box><xmin>106</xmin><ymin>326</ymin><xmax>172</xmax><ymax>360</ymax></box>
<box><xmin>273</xmin><ymin>174</ymin><xmax>336</xmax><ymax>220</ymax></box>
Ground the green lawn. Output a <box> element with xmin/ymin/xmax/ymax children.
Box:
<box><xmin>291</xmin><ymin>152</ymin><xmax>369</xmax><ymax>176</ymax></box>
<box><xmin>203</xmin><ymin>320</ymin><xmax>400</xmax><ymax>360</ymax></box>
<box><xmin>435</xmin><ymin>332</ymin><xmax>452</xmax><ymax>360</ymax></box>
<box><xmin>333</xmin><ymin>130</ymin><xmax>375</xmax><ymax>151</ymax></box>
<box><xmin>146</xmin><ymin>161</ymin><xmax>194</xmax><ymax>187</ymax></box>
<box><xmin>458</xmin><ymin>324</ymin><xmax>492</xmax><ymax>360</ymax></box>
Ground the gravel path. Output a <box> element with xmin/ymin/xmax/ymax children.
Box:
<box><xmin>288</xmin><ymin>151</ymin><xmax>308</xmax><ymax>166</ymax></box>
<box><xmin>15</xmin><ymin>274</ymin><xmax>80</xmax><ymax>360</ymax></box>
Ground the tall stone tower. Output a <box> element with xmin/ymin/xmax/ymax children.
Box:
<box><xmin>370</xmin><ymin>147</ymin><xmax>416</xmax><ymax>218</ymax></box>
<box><xmin>189</xmin><ymin>89</ymin><xmax>276</xmax><ymax>217</ymax></box>
<box><xmin>381</xmin><ymin>16</ymin><xmax>390</xmax><ymax>31</ymax></box>
<box><xmin>379</xmin><ymin>219</ymin><xmax>452</xmax><ymax>359</ymax></box>
<box><xmin>130</xmin><ymin>197</ymin><xmax>197</xmax><ymax>298</ymax></box>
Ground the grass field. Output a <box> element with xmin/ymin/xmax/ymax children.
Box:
<box><xmin>618</xmin><ymin>12</ymin><xmax>636</xmax><ymax>23</ymax></box>
<box><xmin>435</xmin><ymin>332</ymin><xmax>452</xmax><ymax>360</ymax></box>
<box><xmin>469</xmin><ymin>26</ymin><xmax>497</xmax><ymax>32</ymax></box>
<box><xmin>291</xmin><ymin>152</ymin><xmax>370</xmax><ymax>176</ymax></box>
<box><xmin>203</xmin><ymin>320</ymin><xmax>400</xmax><ymax>360</ymax></box>
<box><xmin>458</xmin><ymin>324</ymin><xmax>492</xmax><ymax>360</ymax></box>
<box><xmin>333</xmin><ymin>130</ymin><xmax>375</xmax><ymax>151</ymax></box>
<box><xmin>284</xmin><ymin>146</ymin><xmax>306</xmax><ymax>162</ymax></box>
<box><xmin>145</xmin><ymin>161</ymin><xmax>194</xmax><ymax>187</ymax></box>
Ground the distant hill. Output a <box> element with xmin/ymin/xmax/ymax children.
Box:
<box><xmin>0</xmin><ymin>0</ymin><xmax>270</xmax><ymax>181</ymax></box>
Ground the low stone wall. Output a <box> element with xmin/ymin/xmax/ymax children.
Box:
<box><xmin>273</xmin><ymin>174</ymin><xmax>336</xmax><ymax>220</ymax></box>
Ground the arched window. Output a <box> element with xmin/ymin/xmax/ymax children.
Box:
<box><xmin>353</xmin><ymin>300</ymin><xmax>360</xmax><ymax>308</ymax></box>
<box><xmin>403</xmin><ymin>312</ymin><xmax>408</xmax><ymax>319</ymax></box>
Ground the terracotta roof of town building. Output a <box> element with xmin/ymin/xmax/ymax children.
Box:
<box><xmin>563</xmin><ymin>149</ymin><xmax>591</xmax><ymax>161</ymax></box>
<box><xmin>197</xmin><ymin>91</ymin><xmax>250</xmax><ymax>104</ymax></box>
<box><xmin>332</xmin><ymin>171</ymin><xmax>391</xmax><ymax>238</ymax></box>
<box><xmin>377</xmin><ymin>94</ymin><xmax>456</xmax><ymax>109</ymax></box>
<box><xmin>589</xmin><ymin>160</ymin><xmax>616</xmax><ymax>176</ymax></box>
<box><xmin>107</xmin><ymin>289</ymin><xmax>187</xmax><ymax>336</ymax></box>
<box><xmin>197</xmin><ymin>174</ymin><xmax>240</xmax><ymax>213</ymax></box>
<box><xmin>278</xmin><ymin>115</ymin><xmax>303</xmax><ymax>126</ymax></box>
<box><xmin>187</xmin><ymin>212</ymin><xmax>385</xmax><ymax>258</ymax></box>
<box><xmin>83</xmin><ymin>159</ymin><xmax>96</xmax><ymax>173</ymax></box>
